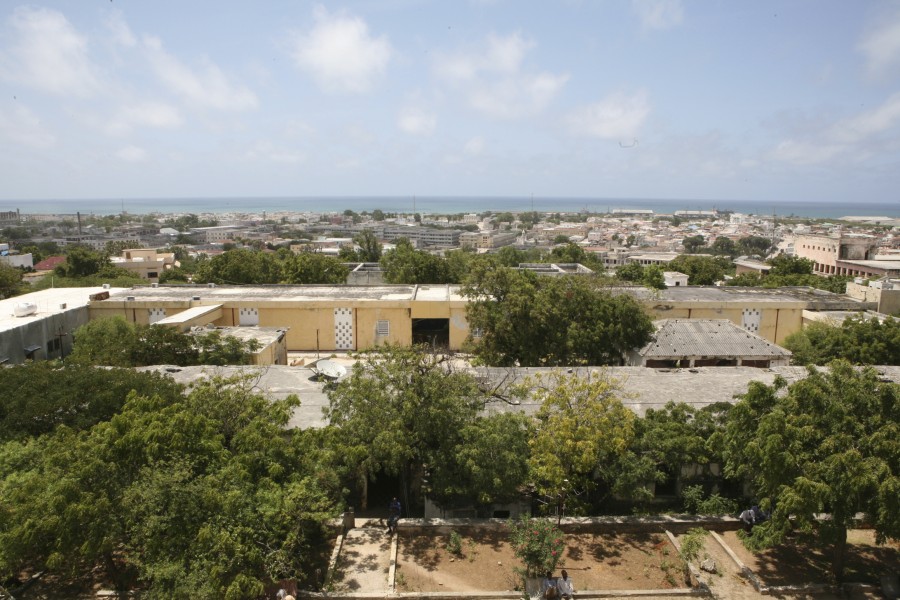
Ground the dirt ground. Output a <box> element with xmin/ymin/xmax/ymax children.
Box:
<box><xmin>720</xmin><ymin>529</ymin><xmax>900</xmax><ymax>587</ymax></box>
<box><xmin>395</xmin><ymin>527</ymin><xmax>685</xmax><ymax>593</ymax></box>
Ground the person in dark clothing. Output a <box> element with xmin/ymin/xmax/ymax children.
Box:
<box><xmin>387</xmin><ymin>497</ymin><xmax>401</xmax><ymax>535</ymax></box>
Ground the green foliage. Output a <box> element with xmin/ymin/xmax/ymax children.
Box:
<box><xmin>464</xmin><ymin>269</ymin><xmax>654</xmax><ymax>366</ymax></box>
<box><xmin>722</xmin><ymin>361</ymin><xmax>900</xmax><ymax>581</ymax></box>
<box><xmin>0</xmin><ymin>262</ymin><xmax>24</xmax><ymax>299</ymax></box>
<box><xmin>616</xmin><ymin>262</ymin><xmax>645</xmax><ymax>282</ymax></box>
<box><xmin>446</xmin><ymin>530</ymin><xmax>463</xmax><ymax>556</ymax></box>
<box><xmin>523</xmin><ymin>370</ymin><xmax>635</xmax><ymax>514</ymax></box>
<box><xmin>324</xmin><ymin>344</ymin><xmax>485</xmax><ymax>507</ymax></box>
<box><xmin>667</xmin><ymin>255</ymin><xmax>728</xmax><ymax>285</ymax></box>
<box><xmin>783</xmin><ymin>316</ymin><xmax>900</xmax><ymax>366</ymax></box>
<box><xmin>508</xmin><ymin>517</ymin><xmax>565</xmax><ymax>577</ymax></box>
<box><xmin>681</xmin><ymin>235</ymin><xmax>706</xmax><ymax>254</ymax></box>
<box><xmin>642</xmin><ymin>265</ymin><xmax>666</xmax><ymax>290</ymax></box>
<box><xmin>56</xmin><ymin>245</ymin><xmax>110</xmax><ymax>277</ymax></box>
<box><xmin>193</xmin><ymin>248</ymin><xmax>282</xmax><ymax>284</ymax></box>
<box><xmin>680</xmin><ymin>485</ymin><xmax>738</xmax><ymax>516</ymax></box>
<box><xmin>0</xmin><ymin>375</ymin><xmax>339</xmax><ymax>596</ymax></box>
<box><xmin>164</xmin><ymin>213</ymin><xmax>218</xmax><ymax>231</ymax></box>
<box><xmin>281</xmin><ymin>252</ymin><xmax>349</xmax><ymax>284</ymax></box>
<box><xmin>768</xmin><ymin>254</ymin><xmax>813</xmax><ymax>276</ymax></box>
<box><xmin>0</xmin><ymin>361</ymin><xmax>183</xmax><ymax>441</ymax></box>
<box><xmin>678</xmin><ymin>528</ymin><xmax>709</xmax><ymax>563</ymax></box>
<box><xmin>439</xmin><ymin>412</ymin><xmax>532</xmax><ymax>506</ymax></box>
<box><xmin>380</xmin><ymin>239</ymin><xmax>451</xmax><ymax>284</ymax></box>
<box><xmin>710</xmin><ymin>237</ymin><xmax>736</xmax><ymax>257</ymax></box>
<box><xmin>68</xmin><ymin>317</ymin><xmax>259</xmax><ymax>367</ymax></box>
<box><xmin>736</xmin><ymin>236</ymin><xmax>772</xmax><ymax>257</ymax></box>
<box><xmin>553</xmin><ymin>234</ymin><xmax>570</xmax><ymax>244</ymax></box>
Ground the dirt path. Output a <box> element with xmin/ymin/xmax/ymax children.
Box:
<box><xmin>330</xmin><ymin>526</ymin><xmax>393</xmax><ymax>593</ymax></box>
<box><xmin>700</xmin><ymin>534</ymin><xmax>763</xmax><ymax>600</ymax></box>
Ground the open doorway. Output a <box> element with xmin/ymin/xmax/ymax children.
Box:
<box><xmin>412</xmin><ymin>318</ymin><xmax>449</xmax><ymax>349</ymax></box>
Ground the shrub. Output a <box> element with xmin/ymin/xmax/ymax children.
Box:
<box><xmin>446</xmin><ymin>530</ymin><xmax>463</xmax><ymax>556</ymax></box>
<box><xmin>508</xmin><ymin>517</ymin><xmax>565</xmax><ymax>577</ymax></box>
<box><xmin>681</xmin><ymin>485</ymin><xmax>739</xmax><ymax>516</ymax></box>
<box><xmin>679</xmin><ymin>528</ymin><xmax>709</xmax><ymax>563</ymax></box>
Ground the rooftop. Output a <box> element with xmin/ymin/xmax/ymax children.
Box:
<box><xmin>637</xmin><ymin>319</ymin><xmax>792</xmax><ymax>359</ymax></box>
<box><xmin>0</xmin><ymin>287</ymin><xmax>128</xmax><ymax>334</ymax></box>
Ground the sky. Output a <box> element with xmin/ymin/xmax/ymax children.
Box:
<box><xmin>1</xmin><ymin>0</ymin><xmax>900</xmax><ymax>204</ymax></box>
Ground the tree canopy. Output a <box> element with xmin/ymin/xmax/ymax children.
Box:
<box><xmin>0</xmin><ymin>375</ymin><xmax>340</xmax><ymax>597</ymax></box>
<box><xmin>464</xmin><ymin>269</ymin><xmax>654</xmax><ymax>366</ymax></box>
<box><xmin>783</xmin><ymin>315</ymin><xmax>900</xmax><ymax>366</ymax></box>
<box><xmin>0</xmin><ymin>262</ymin><xmax>24</xmax><ymax>299</ymax></box>
<box><xmin>722</xmin><ymin>361</ymin><xmax>900</xmax><ymax>581</ymax></box>
<box><xmin>667</xmin><ymin>255</ymin><xmax>729</xmax><ymax>285</ymax></box>
<box><xmin>68</xmin><ymin>317</ymin><xmax>260</xmax><ymax>367</ymax></box>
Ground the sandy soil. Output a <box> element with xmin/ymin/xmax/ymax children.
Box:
<box><xmin>720</xmin><ymin>529</ymin><xmax>900</xmax><ymax>586</ymax></box>
<box><xmin>395</xmin><ymin>527</ymin><xmax>685</xmax><ymax>593</ymax></box>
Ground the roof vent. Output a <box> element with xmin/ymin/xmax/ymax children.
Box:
<box><xmin>102</xmin><ymin>283</ymin><xmax>110</xmax><ymax>289</ymax></box>
<box><xmin>126</xmin><ymin>296</ymin><xmax>135</xmax><ymax>301</ymax></box>
<box><xmin>151</xmin><ymin>283</ymin><xmax>158</xmax><ymax>288</ymax></box>
<box><xmin>59</xmin><ymin>303</ymin><xmax>67</xmax><ymax>310</ymax></box>
<box><xmin>192</xmin><ymin>296</ymin><xmax>201</xmax><ymax>301</ymax></box>
<box><xmin>207</xmin><ymin>282</ymin><xmax>216</xmax><ymax>288</ymax></box>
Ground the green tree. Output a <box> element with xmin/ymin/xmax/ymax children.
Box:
<box><xmin>736</xmin><ymin>236</ymin><xmax>772</xmax><ymax>256</ymax></box>
<box><xmin>353</xmin><ymin>230</ymin><xmax>383</xmax><ymax>262</ymax></box>
<box><xmin>372</xmin><ymin>209</ymin><xmax>385</xmax><ymax>221</ymax></box>
<box><xmin>380</xmin><ymin>238</ymin><xmax>450</xmax><ymax>284</ymax></box>
<box><xmin>521</xmin><ymin>370</ymin><xmax>635</xmax><ymax>516</ymax></box>
<box><xmin>464</xmin><ymin>269</ymin><xmax>654</xmax><ymax>366</ymax></box>
<box><xmin>722</xmin><ymin>361</ymin><xmax>900</xmax><ymax>581</ymax></box>
<box><xmin>710</xmin><ymin>237</ymin><xmax>736</xmax><ymax>257</ymax></box>
<box><xmin>553</xmin><ymin>234</ymin><xmax>570</xmax><ymax>244</ymax></box>
<box><xmin>193</xmin><ymin>249</ymin><xmax>281</xmax><ymax>284</ymax></box>
<box><xmin>0</xmin><ymin>262</ymin><xmax>24</xmax><ymax>299</ymax></box>
<box><xmin>668</xmin><ymin>255</ymin><xmax>728</xmax><ymax>285</ymax></box>
<box><xmin>642</xmin><ymin>265</ymin><xmax>666</xmax><ymax>290</ymax></box>
<box><xmin>281</xmin><ymin>252</ymin><xmax>349</xmax><ymax>284</ymax></box>
<box><xmin>0</xmin><ymin>361</ymin><xmax>183</xmax><ymax>441</ymax></box>
<box><xmin>768</xmin><ymin>254</ymin><xmax>814</xmax><ymax>276</ymax></box>
<box><xmin>615</xmin><ymin>262</ymin><xmax>645</xmax><ymax>282</ymax></box>
<box><xmin>783</xmin><ymin>316</ymin><xmax>900</xmax><ymax>366</ymax></box>
<box><xmin>0</xmin><ymin>375</ymin><xmax>339</xmax><ymax>596</ymax></box>
<box><xmin>433</xmin><ymin>412</ymin><xmax>531</xmax><ymax>507</ymax></box>
<box><xmin>323</xmin><ymin>344</ymin><xmax>485</xmax><ymax>511</ymax></box>
<box><xmin>682</xmin><ymin>235</ymin><xmax>706</xmax><ymax>254</ymax></box>
<box><xmin>57</xmin><ymin>245</ymin><xmax>109</xmax><ymax>277</ymax></box>
<box><xmin>104</xmin><ymin>240</ymin><xmax>142</xmax><ymax>257</ymax></box>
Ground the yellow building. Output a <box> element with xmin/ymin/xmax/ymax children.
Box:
<box><xmin>86</xmin><ymin>283</ymin><xmax>872</xmax><ymax>352</ymax></box>
<box><xmin>110</xmin><ymin>249</ymin><xmax>177</xmax><ymax>282</ymax></box>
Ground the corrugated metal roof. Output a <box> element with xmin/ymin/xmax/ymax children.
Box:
<box><xmin>638</xmin><ymin>319</ymin><xmax>792</xmax><ymax>359</ymax></box>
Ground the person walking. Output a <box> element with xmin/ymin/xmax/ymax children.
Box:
<box><xmin>387</xmin><ymin>497</ymin><xmax>402</xmax><ymax>535</ymax></box>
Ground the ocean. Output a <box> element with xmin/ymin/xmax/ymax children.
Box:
<box><xmin>0</xmin><ymin>196</ymin><xmax>895</xmax><ymax>219</ymax></box>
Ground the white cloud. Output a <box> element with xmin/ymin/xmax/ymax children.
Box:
<box><xmin>105</xmin><ymin>10</ymin><xmax>137</xmax><ymax>48</ymax></box>
<box><xmin>397</xmin><ymin>107</ymin><xmax>437</xmax><ymax>135</ymax></box>
<box><xmin>0</xmin><ymin>104</ymin><xmax>56</xmax><ymax>148</ymax></box>
<box><xmin>772</xmin><ymin>92</ymin><xmax>900</xmax><ymax>165</ymax></box>
<box><xmin>143</xmin><ymin>35</ymin><xmax>258</xmax><ymax>111</ymax></box>
<box><xmin>0</xmin><ymin>7</ymin><xmax>101</xmax><ymax>97</ymax></box>
<box><xmin>433</xmin><ymin>33</ymin><xmax>568</xmax><ymax>118</ymax></box>
<box><xmin>105</xmin><ymin>102</ymin><xmax>182</xmax><ymax>135</ymax></box>
<box><xmin>859</xmin><ymin>7</ymin><xmax>900</xmax><ymax>77</ymax></box>
<box><xmin>289</xmin><ymin>7</ymin><xmax>392</xmax><ymax>93</ymax></box>
<box><xmin>116</xmin><ymin>145</ymin><xmax>147</xmax><ymax>162</ymax></box>
<box><xmin>632</xmin><ymin>0</ymin><xmax>684</xmax><ymax>31</ymax></box>
<box><xmin>244</xmin><ymin>141</ymin><xmax>305</xmax><ymax>164</ymax></box>
<box><xmin>464</xmin><ymin>136</ymin><xmax>485</xmax><ymax>156</ymax></box>
<box><xmin>566</xmin><ymin>91</ymin><xmax>650</xmax><ymax>139</ymax></box>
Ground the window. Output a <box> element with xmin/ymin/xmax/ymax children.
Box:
<box><xmin>376</xmin><ymin>320</ymin><xmax>390</xmax><ymax>336</ymax></box>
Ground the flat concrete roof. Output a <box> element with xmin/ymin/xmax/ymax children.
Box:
<box><xmin>105</xmin><ymin>283</ymin><xmax>869</xmax><ymax>310</ymax></box>
<box><xmin>107</xmin><ymin>284</ymin><xmax>419</xmax><ymax>302</ymax></box>
<box><xmin>839</xmin><ymin>259</ymin><xmax>900</xmax><ymax>270</ymax></box>
<box><xmin>139</xmin><ymin>364</ymin><xmax>900</xmax><ymax>426</ymax></box>
<box><xmin>194</xmin><ymin>326</ymin><xmax>287</xmax><ymax>348</ymax></box>
<box><xmin>638</xmin><ymin>319</ymin><xmax>791</xmax><ymax>359</ymax></box>
<box><xmin>1</xmin><ymin>287</ymin><xmax>128</xmax><ymax>334</ymax></box>
<box><xmin>154</xmin><ymin>304</ymin><xmax>223</xmax><ymax>326</ymax></box>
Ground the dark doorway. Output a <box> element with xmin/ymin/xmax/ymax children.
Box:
<box><xmin>412</xmin><ymin>318</ymin><xmax>449</xmax><ymax>348</ymax></box>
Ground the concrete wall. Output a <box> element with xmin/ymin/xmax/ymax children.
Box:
<box><xmin>845</xmin><ymin>281</ymin><xmax>900</xmax><ymax>315</ymax></box>
<box><xmin>0</xmin><ymin>306</ymin><xmax>89</xmax><ymax>364</ymax></box>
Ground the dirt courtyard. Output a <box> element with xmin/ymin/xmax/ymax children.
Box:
<box><xmin>395</xmin><ymin>526</ymin><xmax>685</xmax><ymax>593</ymax></box>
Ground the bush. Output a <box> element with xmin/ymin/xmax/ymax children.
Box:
<box><xmin>508</xmin><ymin>517</ymin><xmax>565</xmax><ymax>578</ymax></box>
<box><xmin>681</xmin><ymin>485</ymin><xmax>739</xmax><ymax>516</ymax></box>
<box><xmin>446</xmin><ymin>530</ymin><xmax>463</xmax><ymax>556</ymax></box>
<box><xmin>679</xmin><ymin>528</ymin><xmax>709</xmax><ymax>563</ymax></box>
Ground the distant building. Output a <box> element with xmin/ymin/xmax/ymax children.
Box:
<box><xmin>0</xmin><ymin>210</ymin><xmax>20</xmax><ymax>227</ymax></box>
<box><xmin>611</xmin><ymin>209</ymin><xmax>654</xmax><ymax>217</ymax></box>
<box><xmin>459</xmin><ymin>230</ymin><xmax>518</xmax><ymax>249</ymax></box>
<box><xmin>663</xmin><ymin>271</ymin><xmax>688</xmax><ymax>287</ymax></box>
<box><xmin>517</xmin><ymin>263</ymin><xmax>594</xmax><ymax>276</ymax></box>
<box><xmin>0</xmin><ymin>253</ymin><xmax>33</xmax><ymax>269</ymax></box>
<box><xmin>794</xmin><ymin>234</ymin><xmax>878</xmax><ymax>276</ymax></box>
<box><xmin>382</xmin><ymin>226</ymin><xmax>463</xmax><ymax>247</ymax></box>
<box><xmin>110</xmin><ymin>249</ymin><xmax>177</xmax><ymax>282</ymax></box>
<box><xmin>734</xmin><ymin>258</ymin><xmax>772</xmax><ymax>276</ymax></box>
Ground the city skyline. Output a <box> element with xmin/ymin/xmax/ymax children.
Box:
<box><xmin>2</xmin><ymin>1</ymin><xmax>900</xmax><ymax>203</ymax></box>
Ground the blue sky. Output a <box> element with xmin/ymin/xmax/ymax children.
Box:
<box><xmin>1</xmin><ymin>0</ymin><xmax>899</xmax><ymax>204</ymax></box>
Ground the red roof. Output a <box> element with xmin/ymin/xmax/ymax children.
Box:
<box><xmin>34</xmin><ymin>255</ymin><xmax>66</xmax><ymax>271</ymax></box>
